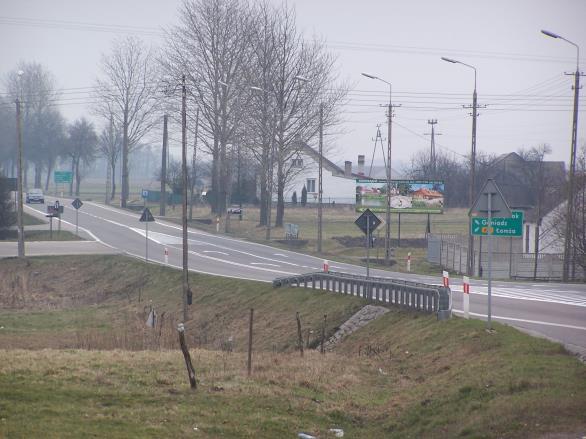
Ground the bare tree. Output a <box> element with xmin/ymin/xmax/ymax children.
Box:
<box><xmin>98</xmin><ymin>115</ymin><xmax>122</xmax><ymax>201</ymax></box>
<box><xmin>5</xmin><ymin>62</ymin><xmax>64</xmax><ymax>189</ymax></box>
<box><xmin>246</xmin><ymin>2</ymin><xmax>347</xmax><ymax>227</ymax></box>
<box><xmin>164</xmin><ymin>0</ymin><xmax>255</xmax><ymax>216</ymax></box>
<box><xmin>95</xmin><ymin>36</ymin><xmax>161</xmax><ymax>207</ymax></box>
<box><xmin>66</xmin><ymin>118</ymin><xmax>98</xmax><ymax>196</ymax></box>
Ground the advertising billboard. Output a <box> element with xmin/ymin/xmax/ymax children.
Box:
<box><xmin>356</xmin><ymin>179</ymin><xmax>445</xmax><ymax>214</ymax></box>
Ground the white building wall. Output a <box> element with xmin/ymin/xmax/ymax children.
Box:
<box><xmin>284</xmin><ymin>151</ymin><xmax>356</xmax><ymax>205</ymax></box>
<box><xmin>523</xmin><ymin>202</ymin><xmax>565</xmax><ymax>254</ymax></box>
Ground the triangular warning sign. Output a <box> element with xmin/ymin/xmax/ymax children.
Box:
<box><xmin>469</xmin><ymin>179</ymin><xmax>511</xmax><ymax>217</ymax></box>
<box><xmin>139</xmin><ymin>207</ymin><xmax>155</xmax><ymax>222</ymax></box>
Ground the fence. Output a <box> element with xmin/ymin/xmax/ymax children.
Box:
<box><xmin>427</xmin><ymin>234</ymin><xmax>584</xmax><ymax>281</ymax></box>
<box><xmin>273</xmin><ymin>271</ymin><xmax>451</xmax><ymax>318</ymax></box>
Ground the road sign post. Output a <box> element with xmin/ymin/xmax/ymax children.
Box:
<box><xmin>470</xmin><ymin>179</ymin><xmax>511</xmax><ymax>331</ymax></box>
<box><xmin>139</xmin><ymin>207</ymin><xmax>155</xmax><ymax>262</ymax></box>
<box><xmin>354</xmin><ymin>208</ymin><xmax>382</xmax><ymax>280</ymax></box>
<box><xmin>71</xmin><ymin>198</ymin><xmax>83</xmax><ymax>236</ymax></box>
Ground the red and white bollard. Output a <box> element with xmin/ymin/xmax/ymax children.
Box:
<box><xmin>463</xmin><ymin>276</ymin><xmax>470</xmax><ymax>319</ymax></box>
<box><xmin>406</xmin><ymin>252</ymin><xmax>411</xmax><ymax>272</ymax></box>
<box><xmin>323</xmin><ymin>259</ymin><xmax>329</xmax><ymax>273</ymax></box>
<box><xmin>164</xmin><ymin>247</ymin><xmax>169</xmax><ymax>265</ymax></box>
<box><xmin>442</xmin><ymin>270</ymin><xmax>450</xmax><ymax>287</ymax></box>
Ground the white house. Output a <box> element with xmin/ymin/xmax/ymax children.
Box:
<box><xmin>284</xmin><ymin>142</ymin><xmax>403</xmax><ymax>205</ymax></box>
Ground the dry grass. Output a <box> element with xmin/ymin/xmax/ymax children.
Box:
<box><xmin>0</xmin><ymin>255</ymin><xmax>585</xmax><ymax>438</ymax></box>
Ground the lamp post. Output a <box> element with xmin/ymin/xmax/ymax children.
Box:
<box><xmin>441</xmin><ymin>57</ymin><xmax>478</xmax><ymax>276</ymax></box>
<box><xmin>15</xmin><ymin>69</ymin><xmax>25</xmax><ymax>259</ymax></box>
<box><xmin>541</xmin><ymin>29</ymin><xmax>582</xmax><ymax>282</ymax></box>
<box><xmin>361</xmin><ymin>72</ymin><xmax>393</xmax><ymax>265</ymax></box>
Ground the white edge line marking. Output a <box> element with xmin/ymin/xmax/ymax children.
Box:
<box><xmin>452</xmin><ymin>309</ymin><xmax>586</xmax><ymax>331</ymax></box>
<box><xmin>203</xmin><ymin>250</ymin><xmax>229</xmax><ymax>256</ymax></box>
<box><xmin>250</xmin><ymin>262</ymin><xmax>280</xmax><ymax>267</ymax></box>
<box><xmin>24</xmin><ymin>205</ymin><xmax>116</xmax><ymax>249</ymax></box>
<box><xmin>123</xmin><ymin>250</ymin><xmax>272</xmax><ymax>283</ymax></box>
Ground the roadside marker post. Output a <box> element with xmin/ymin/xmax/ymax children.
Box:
<box><xmin>407</xmin><ymin>252</ymin><xmax>411</xmax><ymax>272</ymax></box>
<box><xmin>323</xmin><ymin>259</ymin><xmax>329</xmax><ymax>273</ymax></box>
<box><xmin>139</xmin><ymin>208</ymin><xmax>155</xmax><ymax>262</ymax></box>
<box><xmin>442</xmin><ymin>270</ymin><xmax>449</xmax><ymax>287</ymax></box>
<box><xmin>216</xmin><ymin>216</ymin><xmax>220</xmax><ymax>233</ymax></box>
<box><xmin>463</xmin><ymin>276</ymin><xmax>470</xmax><ymax>319</ymax></box>
<box><xmin>164</xmin><ymin>247</ymin><xmax>169</xmax><ymax>264</ymax></box>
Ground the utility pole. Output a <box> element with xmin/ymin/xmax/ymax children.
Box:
<box><xmin>562</xmin><ymin>66</ymin><xmax>583</xmax><ymax>281</ymax></box>
<box><xmin>384</xmin><ymin>86</ymin><xmax>393</xmax><ymax>265</ymax></box>
<box><xmin>425</xmin><ymin>119</ymin><xmax>440</xmax><ymax>178</ymax></box>
<box><xmin>181</xmin><ymin>75</ymin><xmax>189</xmax><ymax>323</ymax></box>
<box><xmin>190</xmin><ymin>108</ymin><xmax>199</xmax><ymax>221</ymax></box>
<box><xmin>317</xmin><ymin>104</ymin><xmax>323</xmax><ymax>253</ymax></box>
<box><xmin>466</xmin><ymin>85</ymin><xmax>478</xmax><ymax>276</ymax></box>
<box><xmin>424</xmin><ymin>119</ymin><xmax>441</xmax><ymax>236</ymax></box>
<box><xmin>15</xmin><ymin>96</ymin><xmax>24</xmax><ymax>258</ymax></box>
<box><xmin>160</xmin><ymin>114</ymin><xmax>168</xmax><ymax>217</ymax></box>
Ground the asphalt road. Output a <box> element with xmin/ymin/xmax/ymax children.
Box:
<box><xmin>18</xmin><ymin>197</ymin><xmax>586</xmax><ymax>358</ymax></box>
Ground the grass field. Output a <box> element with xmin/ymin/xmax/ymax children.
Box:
<box><xmin>0</xmin><ymin>255</ymin><xmax>584</xmax><ymax>438</ymax></box>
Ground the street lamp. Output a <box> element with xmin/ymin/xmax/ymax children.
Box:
<box><xmin>541</xmin><ymin>29</ymin><xmax>581</xmax><ymax>281</ymax></box>
<box><xmin>441</xmin><ymin>57</ymin><xmax>478</xmax><ymax>277</ymax></box>
<box><xmin>361</xmin><ymin>72</ymin><xmax>393</xmax><ymax>265</ymax></box>
<box><xmin>15</xmin><ymin>69</ymin><xmax>25</xmax><ymax>259</ymax></box>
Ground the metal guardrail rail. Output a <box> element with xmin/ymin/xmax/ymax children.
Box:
<box><xmin>273</xmin><ymin>271</ymin><xmax>451</xmax><ymax>318</ymax></box>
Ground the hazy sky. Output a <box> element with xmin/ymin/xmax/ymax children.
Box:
<box><xmin>2</xmin><ymin>0</ymin><xmax>585</xmax><ymax>171</ymax></box>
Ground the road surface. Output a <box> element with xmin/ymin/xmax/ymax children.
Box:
<box><xmin>16</xmin><ymin>197</ymin><xmax>586</xmax><ymax>358</ymax></box>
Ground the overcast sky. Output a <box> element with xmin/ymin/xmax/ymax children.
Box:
<box><xmin>2</xmin><ymin>0</ymin><xmax>585</xmax><ymax>171</ymax></box>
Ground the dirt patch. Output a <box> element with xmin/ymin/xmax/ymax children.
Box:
<box><xmin>274</xmin><ymin>239</ymin><xmax>308</xmax><ymax>248</ymax></box>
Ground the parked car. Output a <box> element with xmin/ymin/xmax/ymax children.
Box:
<box><xmin>26</xmin><ymin>188</ymin><xmax>44</xmax><ymax>204</ymax></box>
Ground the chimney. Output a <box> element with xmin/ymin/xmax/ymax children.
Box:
<box><xmin>357</xmin><ymin>155</ymin><xmax>365</xmax><ymax>176</ymax></box>
<box><xmin>344</xmin><ymin>161</ymin><xmax>352</xmax><ymax>177</ymax></box>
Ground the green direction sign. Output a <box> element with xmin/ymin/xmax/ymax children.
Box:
<box><xmin>471</xmin><ymin>210</ymin><xmax>523</xmax><ymax>237</ymax></box>
<box><xmin>54</xmin><ymin>171</ymin><xmax>73</xmax><ymax>184</ymax></box>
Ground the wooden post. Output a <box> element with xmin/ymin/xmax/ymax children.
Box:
<box><xmin>320</xmin><ymin>314</ymin><xmax>327</xmax><ymax>355</ymax></box>
<box><xmin>177</xmin><ymin>323</ymin><xmax>196</xmax><ymax>389</ymax></box>
<box><xmin>296</xmin><ymin>312</ymin><xmax>304</xmax><ymax>357</ymax></box>
<box><xmin>247</xmin><ymin>308</ymin><xmax>254</xmax><ymax>377</ymax></box>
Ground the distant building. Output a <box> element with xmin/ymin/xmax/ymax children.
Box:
<box><xmin>285</xmin><ymin>143</ymin><xmax>403</xmax><ymax>205</ymax></box>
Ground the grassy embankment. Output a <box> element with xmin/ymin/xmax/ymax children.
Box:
<box><xmin>0</xmin><ymin>255</ymin><xmax>584</xmax><ymax>438</ymax></box>
<box><xmin>0</xmin><ymin>212</ymin><xmax>80</xmax><ymax>241</ymax></box>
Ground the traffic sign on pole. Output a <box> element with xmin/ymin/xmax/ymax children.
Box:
<box><xmin>471</xmin><ymin>210</ymin><xmax>523</xmax><ymax>237</ymax></box>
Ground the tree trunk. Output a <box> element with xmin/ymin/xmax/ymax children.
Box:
<box><xmin>111</xmin><ymin>161</ymin><xmax>117</xmax><ymax>200</ymax></box>
<box><xmin>275</xmin><ymin>162</ymin><xmax>285</xmax><ymax>227</ymax></box>
<box><xmin>34</xmin><ymin>163</ymin><xmax>42</xmax><ymax>189</ymax></box>
<box><xmin>75</xmin><ymin>159</ymin><xmax>81</xmax><ymax>196</ymax></box>
<box><xmin>533</xmin><ymin>222</ymin><xmax>540</xmax><ymax>280</ymax></box>
<box><xmin>259</xmin><ymin>176</ymin><xmax>267</xmax><ymax>226</ymax></box>
<box><xmin>211</xmin><ymin>146</ymin><xmax>220</xmax><ymax>215</ymax></box>
<box><xmin>121</xmin><ymin>108</ymin><xmax>129</xmax><ymax>208</ymax></box>
<box><xmin>45</xmin><ymin>160</ymin><xmax>54</xmax><ymax>192</ymax></box>
<box><xmin>69</xmin><ymin>158</ymin><xmax>75</xmax><ymax>196</ymax></box>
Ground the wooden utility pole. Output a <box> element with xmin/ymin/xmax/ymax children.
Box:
<box><xmin>247</xmin><ymin>308</ymin><xmax>254</xmax><ymax>376</ymax></box>
<box><xmin>296</xmin><ymin>312</ymin><xmax>304</xmax><ymax>357</ymax></box>
<box><xmin>181</xmin><ymin>76</ymin><xmax>189</xmax><ymax>323</ymax></box>
<box><xmin>160</xmin><ymin>114</ymin><xmax>168</xmax><ymax>216</ymax></box>
<box><xmin>15</xmin><ymin>97</ymin><xmax>24</xmax><ymax>258</ymax></box>
<box><xmin>317</xmin><ymin>104</ymin><xmax>323</xmax><ymax>253</ymax></box>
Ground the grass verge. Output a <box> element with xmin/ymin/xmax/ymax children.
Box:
<box><xmin>0</xmin><ymin>255</ymin><xmax>584</xmax><ymax>438</ymax></box>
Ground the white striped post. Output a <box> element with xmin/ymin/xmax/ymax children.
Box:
<box><xmin>463</xmin><ymin>275</ymin><xmax>470</xmax><ymax>319</ymax></box>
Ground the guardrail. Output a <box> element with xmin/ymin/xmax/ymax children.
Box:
<box><xmin>273</xmin><ymin>271</ymin><xmax>451</xmax><ymax>318</ymax></box>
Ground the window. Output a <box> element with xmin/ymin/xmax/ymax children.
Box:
<box><xmin>292</xmin><ymin>158</ymin><xmax>303</xmax><ymax>168</ymax></box>
<box><xmin>306</xmin><ymin>178</ymin><xmax>316</xmax><ymax>193</ymax></box>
